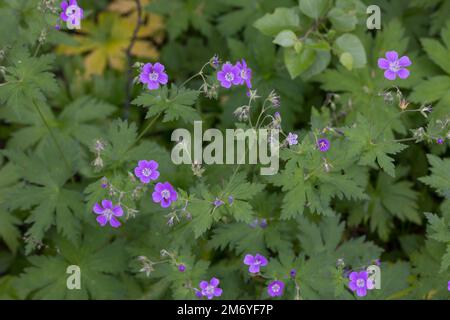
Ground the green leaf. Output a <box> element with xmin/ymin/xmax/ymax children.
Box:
<box><xmin>273</xmin><ymin>30</ymin><xmax>298</xmax><ymax>47</ymax></box>
<box><xmin>335</xmin><ymin>34</ymin><xmax>367</xmax><ymax>68</ymax></box>
<box><xmin>328</xmin><ymin>7</ymin><xmax>357</xmax><ymax>32</ymax></box>
<box><xmin>283</xmin><ymin>47</ymin><xmax>316</xmax><ymax>79</ymax></box>
<box><xmin>419</xmin><ymin>154</ymin><xmax>450</xmax><ymax>198</ymax></box>
<box><xmin>299</xmin><ymin>0</ymin><xmax>330</xmax><ymax>19</ymax></box>
<box><xmin>339</xmin><ymin>52</ymin><xmax>353</xmax><ymax>70</ymax></box>
<box><xmin>253</xmin><ymin>7</ymin><xmax>300</xmax><ymax>37</ymax></box>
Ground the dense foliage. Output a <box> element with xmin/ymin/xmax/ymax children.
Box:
<box><xmin>0</xmin><ymin>0</ymin><xmax>449</xmax><ymax>300</ymax></box>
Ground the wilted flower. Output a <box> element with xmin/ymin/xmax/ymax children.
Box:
<box><xmin>378</xmin><ymin>51</ymin><xmax>411</xmax><ymax>80</ymax></box>
<box><xmin>233</xmin><ymin>105</ymin><xmax>250</xmax><ymax>121</ymax></box>
<box><xmin>210</xmin><ymin>54</ymin><xmax>220</xmax><ymax>69</ymax></box>
<box><xmin>437</xmin><ymin>138</ymin><xmax>444</xmax><ymax>144</ymax></box>
<box><xmin>420</xmin><ymin>105</ymin><xmax>433</xmax><ymax>118</ymax></box>
<box><xmin>286</xmin><ymin>132</ymin><xmax>298</xmax><ymax>146</ymax></box>
<box><xmin>267</xmin><ymin>280</ymin><xmax>284</xmax><ymax>297</ymax></box>
<box><xmin>139</xmin><ymin>62</ymin><xmax>168</xmax><ymax>90</ymax></box>
<box><xmin>92</xmin><ymin>200</ymin><xmax>123</xmax><ymax>228</ymax></box>
<box><xmin>228</xmin><ymin>196</ymin><xmax>234</xmax><ymax>205</ymax></box>
<box><xmin>243</xmin><ymin>254</ymin><xmax>268</xmax><ymax>273</ymax></box>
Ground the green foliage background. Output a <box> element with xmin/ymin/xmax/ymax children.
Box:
<box><xmin>0</xmin><ymin>0</ymin><xmax>449</xmax><ymax>299</ymax></box>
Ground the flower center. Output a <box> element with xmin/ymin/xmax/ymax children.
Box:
<box><xmin>149</xmin><ymin>72</ymin><xmax>159</xmax><ymax>81</ymax></box>
<box><xmin>356</xmin><ymin>279</ymin><xmax>365</xmax><ymax>288</ymax></box>
<box><xmin>205</xmin><ymin>285</ymin><xmax>215</xmax><ymax>295</ymax></box>
<box><xmin>66</xmin><ymin>5</ymin><xmax>79</xmax><ymax>17</ymax></box>
<box><xmin>271</xmin><ymin>284</ymin><xmax>280</xmax><ymax>293</ymax></box>
<box><xmin>142</xmin><ymin>168</ymin><xmax>152</xmax><ymax>177</ymax></box>
<box><xmin>225</xmin><ymin>72</ymin><xmax>234</xmax><ymax>81</ymax></box>
<box><xmin>161</xmin><ymin>189</ymin><xmax>170</xmax><ymax>199</ymax></box>
<box><xmin>389</xmin><ymin>61</ymin><xmax>400</xmax><ymax>72</ymax></box>
<box><xmin>103</xmin><ymin>209</ymin><xmax>113</xmax><ymax>220</ymax></box>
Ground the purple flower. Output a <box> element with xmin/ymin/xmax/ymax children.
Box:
<box><xmin>286</xmin><ymin>132</ymin><xmax>298</xmax><ymax>146</ymax></box>
<box><xmin>152</xmin><ymin>182</ymin><xmax>178</xmax><ymax>208</ymax></box>
<box><xmin>243</xmin><ymin>254</ymin><xmax>268</xmax><ymax>273</ymax></box>
<box><xmin>348</xmin><ymin>271</ymin><xmax>373</xmax><ymax>297</ymax></box>
<box><xmin>199</xmin><ymin>278</ymin><xmax>223</xmax><ymax>300</ymax></box>
<box><xmin>236</xmin><ymin>59</ymin><xmax>252</xmax><ymax>89</ymax></box>
<box><xmin>249</xmin><ymin>219</ymin><xmax>259</xmax><ymax>228</ymax></box>
<box><xmin>217</xmin><ymin>62</ymin><xmax>241</xmax><ymax>88</ymax></box>
<box><xmin>92</xmin><ymin>200</ymin><xmax>123</xmax><ymax>228</ymax></box>
<box><xmin>211</xmin><ymin>55</ymin><xmax>220</xmax><ymax>69</ymax></box>
<box><xmin>317</xmin><ymin>138</ymin><xmax>330</xmax><ymax>152</ymax></box>
<box><xmin>228</xmin><ymin>196</ymin><xmax>234</xmax><ymax>205</ymax></box>
<box><xmin>134</xmin><ymin>160</ymin><xmax>160</xmax><ymax>184</ymax></box>
<box><xmin>178</xmin><ymin>264</ymin><xmax>186</xmax><ymax>272</ymax></box>
<box><xmin>259</xmin><ymin>218</ymin><xmax>268</xmax><ymax>228</ymax></box>
<box><xmin>267</xmin><ymin>280</ymin><xmax>284</xmax><ymax>297</ymax></box>
<box><xmin>139</xmin><ymin>62</ymin><xmax>168</xmax><ymax>90</ymax></box>
<box><xmin>437</xmin><ymin>138</ymin><xmax>444</xmax><ymax>144</ymax></box>
<box><xmin>213</xmin><ymin>197</ymin><xmax>225</xmax><ymax>208</ymax></box>
<box><xmin>378</xmin><ymin>51</ymin><xmax>411</xmax><ymax>80</ymax></box>
<box><xmin>60</xmin><ymin>0</ymin><xmax>83</xmax><ymax>24</ymax></box>
<box><xmin>448</xmin><ymin>281</ymin><xmax>450</xmax><ymax>291</ymax></box>
<box><xmin>290</xmin><ymin>269</ymin><xmax>297</xmax><ymax>278</ymax></box>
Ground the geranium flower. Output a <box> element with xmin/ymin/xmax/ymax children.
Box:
<box><xmin>348</xmin><ymin>271</ymin><xmax>374</xmax><ymax>297</ymax></box>
<box><xmin>140</xmin><ymin>62</ymin><xmax>168</xmax><ymax>90</ymax></box>
<box><xmin>317</xmin><ymin>138</ymin><xmax>330</xmax><ymax>152</ymax></box>
<box><xmin>134</xmin><ymin>160</ymin><xmax>160</xmax><ymax>184</ymax></box>
<box><xmin>92</xmin><ymin>200</ymin><xmax>123</xmax><ymax>228</ymax></box>
<box><xmin>267</xmin><ymin>280</ymin><xmax>284</xmax><ymax>297</ymax></box>
<box><xmin>199</xmin><ymin>278</ymin><xmax>223</xmax><ymax>299</ymax></box>
<box><xmin>236</xmin><ymin>59</ymin><xmax>252</xmax><ymax>89</ymax></box>
<box><xmin>378</xmin><ymin>51</ymin><xmax>411</xmax><ymax>80</ymax></box>
<box><xmin>217</xmin><ymin>62</ymin><xmax>241</xmax><ymax>88</ymax></box>
<box><xmin>60</xmin><ymin>0</ymin><xmax>83</xmax><ymax>24</ymax></box>
<box><xmin>152</xmin><ymin>182</ymin><xmax>178</xmax><ymax>208</ymax></box>
<box><xmin>243</xmin><ymin>253</ymin><xmax>268</xmax><ymax>273</ymax></box>
<box><xmin>286</xmin><ymin>132</ymin><xmax>298</xmax><ymax>146</ymax></box>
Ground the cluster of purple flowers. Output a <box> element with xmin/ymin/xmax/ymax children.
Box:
<box><xmin>217</xmin><ymin>60</ymin><xmax>252</xmax><ymax>89</ymax></box>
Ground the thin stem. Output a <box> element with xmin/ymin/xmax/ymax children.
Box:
<box><xmin>124</xmin><ymin>0</ymin><xmax>143</xmax><ymax>119</ymax></box>
<box><xmin>31</xmin><ymin>99</ymin><xmax>74</xmax><ymax>182</ymax></box>
<box><xmin>136</xmin><ymin>112</ymin><xmax>162</xmax><ymax>141</ymax></box>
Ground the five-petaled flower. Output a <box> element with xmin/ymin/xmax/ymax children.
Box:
<box><xmin>134</xmin><ymin>160</ymin><xmax>160</xmax><ymax>184</ymax></box>
<box><xmin>152</xmin><ymin>182</ymin><xmax>178</xmax><ymax>208</ymax></box>
<box><xmin>317</xmin><ymin>138</ymin><xmax>330</xmax><ymax>152</ymax></box>
<box><xmin>139</xmin><ymin>62</ymin><xmax>168</xmax><ymax>90</ymax></box>
<box><xmin>199</xmin><ymin>278</ymin><xmax>223</xmax><ymax>299</ymax></box>
<box><xmin>92</xmin><ymin>200</ymin><xmax>123</xmax><ymax>228</ymax></box>
<box><xmin>286</xmin><ymin>132</ymin><xmax>298</xmax><ymax>146</ymax></box>
<box><xmin>217</xmin><ymin>62</ymin><xmax>241</xmax><ymax>88</ymax></box>
<box><xmin>348</xmin><ymin>271</ymin><xmax>374</xmax><ymax>297</ymax></box>
<box><xmin>378</xmin><ymin>51</ymin><xmax>411</xmax><ymax>80</ymax></box>
<box><xmin>267</xmin><ymin>280</ymin><xmax>284</xmax><ymax>297</ymax></box>
<box><xmin>60</xmin><ymin>0</ymin><xmax>83</xmax><ymax>25</ymax></box>
<box><xmin>243</xmin><ymin>253</ymin><xmax>268</xmax><ymax>273</ymax></box>
<box><xmin>236</xmin><ymin>59</ymin><xmax>252</xmax><ymax>89</ymax></box>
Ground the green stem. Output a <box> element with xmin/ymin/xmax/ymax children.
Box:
<box><xmin>136</xmin><ymin>113</ymin><xmax>162</xmax><ymax>142</ymax></box>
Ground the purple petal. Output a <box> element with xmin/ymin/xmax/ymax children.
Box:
<box><xmin>249</xmin><ymin>264</ymin><xmax>260</xmax><ymax>273</ymax></box>
<box><xmin>214</xmin><ymin>288</ymin><xmax>223</xmax><ymax>296</ymax></box>
<box><xmin>220</xmin><ymin>80</ymin><xmax>232</xmax><ymax>89</ymax></box>
<box><xmin>148</xmin><ymin>160</ymin><xmax>158</xmax><ymax>170</ymax></box>
<box><xmin>61</xmin><ymin>1</ymin><xmax>68</xmax><ymax>10</ymax></box>
<box><xmin>256</xmin><ymin>254</ymin><xmax>268</xmax><ymax>266</ymax></box>
<box><xmin>217</xmin><ymin>71</ymin><xmax>226</xmax><ymax>82</ymax></box>
<box><xmin>161</xmin><ymin>198</ymin><xmax>171</xmax><ymax>208</ymax></box>
<box><xmin>69</xmin><ymin>0</ymin><xmax>77</xmax><ymax>6</ymax></box>
<box><xmin>96</xmin><ymin>215</ymin><xmax>108</xmax><ymax>226</ymax></box>
<box><xmin>138</xmin><ymin>160</ymin><xmax>148</xmax><ymax>168</ymax></box>
<box><xmin>139</xmin><ymin>72</ymin><xmax>149</xmax><ymax>84</ymax></box>
<box><xmin>101</xmin><ymin>199</ymin><xmax>113</xmax><ymax>209</ymax></box>
<box><xmin>385</xmin><ymin>51</ymin><xmax>398</xmax><ymax>62</ymax></box>
<box><xmin>93</xmin><ymin>203</ymin><xmax>104</xmax><ymax>214</ymax></box>
<box><xmin>384</xmin><ymin>70</ymin><xmax>397</xmax><ymax>80</ymax></box>
<box><xmin>243</xmin><ymin>254</ymin><xmax>255</xmax><ymax>265</ymax></box>
<box><xmin>109</xmin><ymin>216</ymin><xmax>121</xmax><ymax>228</ymax></box>
<box><xmin>153</xmin><ymin>62</ymin><xmax>165</xmax><ymax>73</ymax></box>
<box><xmin>356</xmin><ymin>287</ymin><xmax>367</xmax><ymax>297</ymax></box>
<box><xmin>349</xmin><ymin>280</ymin><xmax>357</xmax><ymax>291</ymax></box>
<box><xmin>149</xmin><ymin>170</ymin><xmax>160</xmax><ymax>180</ymax></box>
<box><xmin>142</xmin><ymin>63</ymin><xmax>152</xmax><ymax>74</ymax></box>
<box><xmin>112</xmin><ymin>206</ymin><xmax>123</xmax><ymax>217</ymax></box>
<box><xmin>199</xmin><ymin>281</ymin><xmax>208</xmax><ymax>290</ymax></box>
<box><xmin>154</xmin><ymin>182</ymin><xmax>164</xmax><ymax>192</ymax></box>
<box><xmin>366</xmin><ymin>279</ymin><xmax>374</xmax><ymax>290</ymax></box>
<box><xmin>377</xmin><ymin>58</ymin><xmax>389</xmax><ymax>69</ymax></box>
<box><xmin>222</xmin><ymin>63</ymin><xmax>234</xmax><ymax>72</ymax></box>
<box><xmin>147</xmin><ymin>81</ymin><xmax>160</xmax><ymax>90</ymax></box>
<box><xmin>169</xmin><ymin>189</ymin><xmax>178</xmax><ymax>202</ymax></box>
<box><xmin>210</xmin><ymin>278</ymin><xmax>219</xmax><ymax>286</ymax></box>
<box><xmin>397</xmin><ymin>68</ymin><xmax>410</xmax><ymax>79</ymax></box>
<box><xmin>60</xmin><ymin>12</ymin><xmax>68</xmax><ymax>21</ymax></box>
<box><xmin>349</xmin><ymin>272</ymin><xmax>358</xmax><ymax>281</ymax></box>
<box><xmin>158</xmin><ymin>72</ymin><xmax>168</xmax><ymax>85</ymax></box>
<box><xmin>152</xmin><ymin>191</ymin><xmax>162</xmax><ymax>203</ymax></box>
<box><xmin>398</xmin><ymin>56</ymin><xmax>411</xmax><ymax>67</ymax></box>
<box><xmin>359</xmin><ymin>271</ymin><xmax>368</xmax><ymax>280</ymax></box>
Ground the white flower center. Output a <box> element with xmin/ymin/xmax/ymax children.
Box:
<box><xmin>142</xmin><ymin>168</ymin><xmax>152</xmax><ymax>177</ymax></box>
<box><xmin>389</xmin><ymin>61</ymin><xmax>400</xmax><ymax>72</ymax></box>
<box><xmin>161</xmin><ymin>189</ymin><xmax>170</xmax><ymax>199</ymax></box>
<box><xmin>103</xmin><ymin>209</ymin><xmax>113</xmax><ymax>220</ymax></box>
<box><xmin>149</xmin><ymin>72</ymin><xmax>159</xmax><ymax>81</ymax></box>
<box><xmin>205</xmin><ymin>285</ymin><xmax>215</xmax><ymax>295</ymax></box>
<box><xmin>225</xmin><ymin>72</ymin><xmax>234</xmax><ymax>81</ymax></box>
<box><xmin>66</xmin><ymin>5</ymin><xmax>79</xmax><ymax>17</ymax></box>
<box><xmin>356</xmin><ymin>279</ymin><xmax>365</xmax><ymax>288</ymax></box>
<box><xmin>272</xmin><ymin>284</ymin><xmax>280</xmax><ymax>293</ymax></box>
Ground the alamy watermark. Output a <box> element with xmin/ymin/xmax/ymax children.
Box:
<box><xmin>171</xmin><ymin>121</ymin><xmax>279</xmax><ymax>176</ymax></box>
